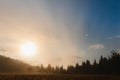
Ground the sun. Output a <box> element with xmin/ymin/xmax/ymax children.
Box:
<box><xmin>20</xmin><ymin>41</ymin><xmax>37</xmax><ymax>57</ymax></box>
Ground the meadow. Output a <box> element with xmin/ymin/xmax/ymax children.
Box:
<box><xmin>0</xmin><ymin>74</ymin><xmax>119</xmax><ymax>80</ymax></box>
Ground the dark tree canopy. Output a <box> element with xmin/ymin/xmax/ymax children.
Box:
<box><xmin>0</xmin><ymin>50</ymin><xmax>120</xmax><ymax>74</ymax></box>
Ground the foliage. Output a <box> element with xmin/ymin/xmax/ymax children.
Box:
<box><xmin>0</xmin><ymin>50</ymin><xmax>120</xmax><ymax>74</ymax></box>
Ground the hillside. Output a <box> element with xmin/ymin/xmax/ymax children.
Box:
<box><xmin>0</xmin><ymin>55</ymin><xmax>33</xmax><ymax>73</ymax></box>
<box><xmin>0</xmin><ymin>50</ymin><xmax>120</xmax><ymax>74</ymax></box>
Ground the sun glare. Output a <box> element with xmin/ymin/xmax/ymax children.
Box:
<box><xmin>20</xmin><ymin>41</ymin><xmax>37</xmax><ymax>57</ymax></box>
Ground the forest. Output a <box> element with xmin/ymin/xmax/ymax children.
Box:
<box><xmin>0</xmin><ymin>50</ymin><xmax>120</xmax><ymax>74</ymax></box>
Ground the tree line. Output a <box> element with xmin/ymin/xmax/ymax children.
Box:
<box><xmin>0</xmin><ymin>50</ymin><xmax>120</xmax><ymax>74</ymax></box>
<box><xmin>29</xmin><ymin>50</ymin><xmax>120</xmax><ymax>74</ymax></box>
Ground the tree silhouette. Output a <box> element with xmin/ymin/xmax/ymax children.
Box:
<box><xmin>0</xmin><ymin>49</ymin><xmax>120</xmax><ymax>74</ymax></box>
<box><xmin>65</xmin><ymin>50</ymin><xmax>120</xmax><ymax>74</ymax></box>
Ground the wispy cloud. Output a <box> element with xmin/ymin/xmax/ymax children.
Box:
<box><xmin>108</xmin><ymin>35</ymin><xmax>120</xmax><ymax>39</ymax></box>
<box><xmin>0</xmin><ymin>48</ymin><xmax>6</xmax><ymax>53</ymax></box>
<box><xmin>115</xmin><ymin>35</ymin><xmax>120</xmax><ymax>38</ymax></box>
<box><xmin>88</xmin><ymin>44</ymin><xmax>104</xmax><ymax>50</ymax></box>
<box><xmin>85</xmin><ymin>34</ymin><xmax>88</xmax><ymax>37</ymax></box>
<box><xmin>108</xmin><ymin>37</ymin><xmax>113</xmax><ymax>39</ymax></box>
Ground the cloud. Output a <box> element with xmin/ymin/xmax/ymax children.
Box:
<box><xmin>115</xmin><ymin>35</ymin><xmax>120</xmax><ymax>38</ymax></box>
<box><xmin>88</xmin><ymin>44</ymin><xmax>104</xmax><ymax>50</ymax></box>
<box><xmin>0</xmin><ymin>48</ymin><xmax>6</xmax><ymax>53</ymax></box>
<box><xmin>108</xmin><ymin>37</ymin><xmax>113</xmax><ymax>39</ymax></box>
<box><xmin>85</xmin><ymin>34</ymin><xmax>88</xmax><ymax>37</ymax></box>
<box><xmin>108</xmin><ymin>35</ymin><xmax>120</xmax><ymax>39</ymax></box>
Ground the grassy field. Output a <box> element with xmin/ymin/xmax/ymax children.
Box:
<box><xmin>0</xmin><ymin>74</ymin><xmax>119</xmax><ymax>80</ymax></box>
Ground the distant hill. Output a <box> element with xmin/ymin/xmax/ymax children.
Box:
<box><xmin>0</xmin><ymin>50</ymin><xmax>120</xmax><ymax>74</ymax></box>
<box><xmin>0</xmin><ymin>55</ymin><xmax>34</xmax><ymax>73</ymax></box>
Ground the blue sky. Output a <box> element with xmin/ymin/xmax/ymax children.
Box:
<box><xmin>0</xmin><ymin>0</ymin><xmax>120</xmax><ymax>67</ymax></box>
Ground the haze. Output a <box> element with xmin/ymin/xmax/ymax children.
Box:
<box><xmin>0</xmin><ymin>0</ymin><xmax>120</xmax><ymax>67</ymax></box>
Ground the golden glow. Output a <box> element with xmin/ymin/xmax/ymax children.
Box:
<box><xmin>20</xmin><ymin>41</ymin><xmax>37</xmax><ymax>57</ymax></box>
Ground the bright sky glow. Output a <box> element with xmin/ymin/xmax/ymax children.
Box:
<box><xmin>20</xmin><ymin>41</ymin><xmax>37</xmax><ymax>57</ymax></box>
<box><xmin>0</xmin><ymin>0</ymin><xmax>120</xmax><ymax>67</ymax></box>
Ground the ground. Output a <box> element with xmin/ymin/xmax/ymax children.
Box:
<box><xmin>0</xmin><ymin>74</ymin><xmax>119</xmax><ymax>80</ymax></box>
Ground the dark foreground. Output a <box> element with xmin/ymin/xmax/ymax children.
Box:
<box><xmin>0</xmin><ymin>74</ymin><xmax>119</xmax><ymax>80</ymax></box>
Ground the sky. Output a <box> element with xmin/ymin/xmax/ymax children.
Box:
<box><xmin>0</xmin><ymin>0</ymin><xmax>120</xmax><ymax>67</ymax></box>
